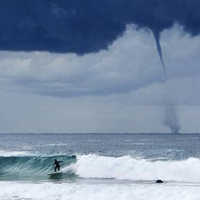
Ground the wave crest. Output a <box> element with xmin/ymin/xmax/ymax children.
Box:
<box><xmin>69</xmin><ymin>154</ymin><xmax>200</xmax><ymax>182</ymax></box>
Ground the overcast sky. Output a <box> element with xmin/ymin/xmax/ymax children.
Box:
<box><xmin>0</xmin><ymin>1</ymin><xmax>200</xmax><ymax>133</ymax></box>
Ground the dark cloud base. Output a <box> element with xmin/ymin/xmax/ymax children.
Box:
<box><xmin>0</xmin><ymin>0</ymin><xmax>200</xmax><ymax>53</ymax></box>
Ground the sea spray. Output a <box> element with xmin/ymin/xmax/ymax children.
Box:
<box><xmin>164</xmin><ymin>105</ymin><xmax>180</xmax><ymax>133</ymax></box>
<box><xmin>69</xmin><ymin>154</ymin><xmax>200</xmax><ymax>182</ymax></box>
<box><xmin>162</xmin><ymin>81</ymin><xmax>180</xmax><ymax>133</ymax></box>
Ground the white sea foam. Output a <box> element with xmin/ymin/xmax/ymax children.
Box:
<box><xmin>0</xmin><ymin>150</ymin><xmax>33</xmax><ymax>157</ymax></box>
<box><xmin>1</xmin><ymin>181</ymin><xmax>200</xmax><ymax>200</ymax></box>
<box><xmin>63</xmin><ymin>154</ymin><xmax>200</xmax><ymax>182</ymax></box>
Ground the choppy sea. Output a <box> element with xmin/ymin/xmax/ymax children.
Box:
<box><xmin>1</xmin><ymin>133</ymin><xmax>200</xmax><ymax>200</ymax></box>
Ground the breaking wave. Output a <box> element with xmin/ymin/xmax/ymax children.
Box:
<box><xmin>1</xmin><ymin>153</ymin><xmax>200</xmax><ymax>182</ymax></box>
<box><xmin>0</xmin><ymin>154</ymin><xmax>76</xmax><ymax>181</ymax></box>
<box><xmin>67</xmin><ymin>154</ymin><xmax>200</xmax><ymax>182</ymax></box>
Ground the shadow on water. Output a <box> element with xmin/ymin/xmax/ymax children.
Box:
<box><xmin>48</xmin><ymin>173</ymin><xmax>64</xmax><ymax>181</ymax></box>
<box><xmin>47</xmin><ymin>171</ymin><xmax>79</xmax><ymax>182</ymax></box>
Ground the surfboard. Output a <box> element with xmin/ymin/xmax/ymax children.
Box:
<box><xmin>48</xmin><ymin>171</ymin><xmax>63</xmax><ymax>176</ymax></box>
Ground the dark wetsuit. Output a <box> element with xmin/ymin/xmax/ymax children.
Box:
<box><xmin>52</xmin><ymin>159</ymin><xmax>63</xmax><ymax>172</ymax></box>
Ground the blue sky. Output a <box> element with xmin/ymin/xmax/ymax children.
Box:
<box><xmin>0</xmin><ymin>1</ymin><xmax>200</xmax><ymax>133</ymax></box>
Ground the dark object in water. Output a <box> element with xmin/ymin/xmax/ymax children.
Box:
<box><xmin>156</xmin><ymin>179</ymin><xmax>163</xmax><ymax>183</ymax></box>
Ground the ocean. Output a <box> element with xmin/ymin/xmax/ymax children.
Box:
<box><xmin>1</xmin><ymin>133</ymin><xmax>200</xmax><ymax>200</ymax></box>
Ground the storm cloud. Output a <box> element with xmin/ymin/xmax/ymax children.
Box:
<box><xmin>0</xmin><ymin>0</ymin><xmax>200</xmax><ymax>53</ymax></box>
<box><xmin>0</xmin><ymin>0</ymin><xmax>200</xmax><ymax>133</ymax></box>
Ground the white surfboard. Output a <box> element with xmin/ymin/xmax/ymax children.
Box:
<box><xmin>48</xmin><ymin>171</ymin><xmax>63</xmax><ymax>176</ymax></box>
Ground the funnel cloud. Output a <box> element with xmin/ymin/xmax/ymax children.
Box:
<box><xmin>153</xmin><ymin>30</ymin><xmax>167</xmax><ymax>80</ymax></box>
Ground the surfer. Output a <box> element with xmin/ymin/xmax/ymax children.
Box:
<box><xmin>52</xmin><ymin>159</ymin><xmax>63</xmax><ymax>172</ymax></box>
